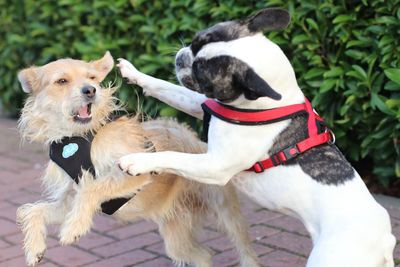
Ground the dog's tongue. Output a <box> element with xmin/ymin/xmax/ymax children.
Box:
<box><xmin>78</xmin><ymin>105</ymin><xmax>90</xmax><ymax>118</ymax></box>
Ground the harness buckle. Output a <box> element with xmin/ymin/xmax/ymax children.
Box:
<box><xmin>253</xmin><ymin>162</ymin><xmax>265</xmax><ymax>173</ymax></box>
<box><xmin>282</xmin><ymin>145</ymin><xmax>300</xmax><ymax>161</ymax></box>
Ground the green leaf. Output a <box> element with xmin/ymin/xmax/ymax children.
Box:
<box><xmin>323</xmin><ymin>67</ymin><xmax>344</xmax><ymax>78</ymax></box>
<box><xmin>320</xmin><ymin>79</ymin><xmax>336</xmax><ymax>93</ymax></box>
<box><xmin>384</xmin><ymin>69</ymin><xmax>400</xmax><ymax>85</ymax></box>
<box><xmin>304</xmin><ymin>68</ymin><xmax>325</xmax><ymax>80</ymax></box>
<box><xmin>333</xmin><ymin>15</ymin><xmax>353</xmax><ymax>24</ymax></box>
<box><xmin>370</xmin><ymin>93</ymin><xmax>396</xmax><ymax>116</ymax></box>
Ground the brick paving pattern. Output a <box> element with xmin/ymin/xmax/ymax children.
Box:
<box><xmin>0</xmin><ymin>116</ymin><xmax>399</xmax><ymax>267</ymax></box>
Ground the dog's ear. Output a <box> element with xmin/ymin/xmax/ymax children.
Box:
<box><xmin>18</xmin><ymin>67</ymin><xmax>40</xmax><ymax>93</ymax></box>
<box><xmin>91</xmin><ymin>51</ymin><xmax>114</xmax><ymax>81</ymax></box>
<box><xmin>245</xmin><ymin>8</ymin><xmax>290</xmax><ymax>33</ymax></box>
<box><xmin>235</xmin><ymin>67</ymin><xmax>282</xmax><ymax>101</ymax></box>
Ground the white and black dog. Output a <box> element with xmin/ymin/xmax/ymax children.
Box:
<box><xmin>117</xmin><ymin>8</ymin><xmax>396</xmax><ymax>267</ymax></box>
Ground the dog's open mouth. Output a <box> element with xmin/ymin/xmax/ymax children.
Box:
<box><xmin>73</xmin><ymin>103</ymin><xmax>92</xmax><ymax>123</ymax></box>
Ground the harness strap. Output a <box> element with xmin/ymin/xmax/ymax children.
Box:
<box><xmin>202</xmin><ymin>99</ymin><xmax>308</xmax><ymax>125</ymax></box>
<box><xmin>249</xmin><ymin>131</ymin><xmax>332</xmax><ymax>173</ymax></box>
<box><xmin>49</xmin><ymin>134</ymin><xmax>132</xmax><ymax>215</ymax></box>
<box><xmin>201</xmin><ymin>97</ymin><xmax>334</xmax><ymax>173</ymax></box>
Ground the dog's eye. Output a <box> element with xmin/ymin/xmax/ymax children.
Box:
<box><xmin>89</xmin><ymin>76</ymin><xmax>96</xmax><ymax>80</ymax></box>
<box><xmin>56</xmin><ymin>78</ymin><xmax>68</xmax><ymax>85</ymax></box>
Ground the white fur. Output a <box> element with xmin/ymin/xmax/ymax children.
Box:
<box><xmin>117</xmin><ymin>32</ymin><xmax>396</xmax><ymax>267</ymax></box>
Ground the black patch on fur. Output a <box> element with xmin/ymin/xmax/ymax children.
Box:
<box><xmin>190</xmin><ymin>8</ymin><xmax>290</xmax><ymax>55</ymax></box>
<box><xmin>246</xmin><ymin>8</ymin><xmax>291</xmax><ymax>33</ymax></box>
<box><xmin>191</xmin><ymin>21</ymin><xmax>250</xmax><ymax>56</ymax></box>
<box><xmin>269</xmin><ymin>115</ymin><xmax>355</xmax><ymax>185</ymax></box>
<box><xmin>192</xmin><ymin>55</ymin><xmax>281</xmax><ymax>102</ymax></box>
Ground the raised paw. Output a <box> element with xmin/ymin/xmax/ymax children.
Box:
<box><xmin>117</xmin><ymin>58</ymin><xmax>141</xmax><ymax>84</ymax></box>
<box><xmin>117</xmin><ymin>153</ymin><xmax>157</xmax><ymax>176</ymax></box>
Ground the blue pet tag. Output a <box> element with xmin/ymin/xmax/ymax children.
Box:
<box><xmin>62</xmin><ymin>143</ymin><xmax>79</xmax><ymax>158</ymax></box>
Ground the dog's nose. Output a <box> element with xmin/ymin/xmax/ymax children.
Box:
<box><xmin>81</xmin><ymin>85</ymin><xmax>96</xmax><ymax>99</ymax></box>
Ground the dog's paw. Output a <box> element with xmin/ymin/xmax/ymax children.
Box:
<box><xmin>25</xmin><ymin>246</ymin><xmax>46</xmax><ymax>266</ymax></box>
<box><xmin>118</xmin><ymin>153</ymin><xmax>157</xmax><ymax>176</ymax></box>
<box><xmin>59</xmin><ymin>225</ymin><xmax>83</xmax><ymax>245</ymax></box>
<box><xmin>117</xmin><ymin>58</ymin><xmax>142</xmax><ymax>84</ymax></box>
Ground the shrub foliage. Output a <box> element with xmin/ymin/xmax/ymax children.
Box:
<box><xmin>0</xmin><ymin>0</ymin><xmax>399</xmax><ymax>187</ymax></box>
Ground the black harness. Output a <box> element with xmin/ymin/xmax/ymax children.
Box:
<box><xmin>49</xmin><ymin>134</ymin><xmax>131</xmax><ymax>215</ymax></box>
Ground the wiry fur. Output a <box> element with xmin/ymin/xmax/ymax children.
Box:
<box><xmin>16</xmin><ymin>53</ymin><xmax>259</xmax><ymax>267</ymax></box>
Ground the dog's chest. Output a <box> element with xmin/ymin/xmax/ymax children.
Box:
<box><xmin>50</xmin><ymin>136</ymin><xmax>95</xmax><ymax>184</ymax></box>
<box><xmin>232</xmin><ymin>115</ymin><xmax>356</xmax><ymax>216</ymax></box>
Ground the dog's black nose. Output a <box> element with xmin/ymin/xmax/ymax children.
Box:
<box><xmin>81</xmin><ymin>85</ymin><xmax>96</xmax><ymax>99</ymax></box>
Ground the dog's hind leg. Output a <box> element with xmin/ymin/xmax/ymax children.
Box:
<box><xmin>212</xmin><ymin>186</ymin><xmax>260</xmax><ymax>267</ymax></box>
<box><xmin>159</xmin><ymin>217</ymin><xmax>213</xmax><ymax>267</ymax></box>
<box><xmin>17</xmin><ymin>198</ymin><xmax>71</xmax><ymax>266</ymax></box>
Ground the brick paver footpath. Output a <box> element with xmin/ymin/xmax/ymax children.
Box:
<box><xmin>0</xmin><ymin>116</ymin><xmax>399</xmax><ymax>267</ymax></box>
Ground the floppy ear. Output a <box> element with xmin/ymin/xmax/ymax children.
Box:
<box><xmin>245</xmin><ymin>8</ymin><xmax>290</xmax><ymax>32</ymax></box>
<box><xmin>18</xmin><ymin>67</ymin><xmax>40</xmax><ymax>93</ymax></box>
<box><xmin>235</xmin><ymin>67</ymin><xmax>282</xmax><ymax>100</ymax></box>
<box><xmin>91</xmin><ymin>51</ymin><xmax>114</xmax><ymax>81</ymax></box>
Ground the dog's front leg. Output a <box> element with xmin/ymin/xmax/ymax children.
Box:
<box><xmin>117</xmin><ymin>58</ymin><xmax>207</xmax><ymax>119</ymax></box>
<box><xmin>59</xmin><ymin>172</ymin><xmax>102</xmax><ymax>245</ymax></box>
<box><xmin>17</xmin><ymin>198</ymin><xmax>71</xmax><ymax>266</ymax></box>
<box><xmin>118</xmin><ymin>151</ymin><xmax>253</xmax><ymax>186</ymax></box>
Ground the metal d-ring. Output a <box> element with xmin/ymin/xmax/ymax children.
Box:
<box><xmin>327</xmin><ymin>129</ymin><xmax>336</xmax><ymax>145</ymax></box>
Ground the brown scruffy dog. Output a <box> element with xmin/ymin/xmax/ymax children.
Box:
<box><xmin>15</xmin><ymin>52</ymin><xmax>259</xmax><ymax>267</ymax></box>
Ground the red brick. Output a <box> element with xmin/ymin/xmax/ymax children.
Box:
<box><xmin>76</xmin><ymin>232</ymin><xmax>115</xmax><ymax>250</ymax></box>
<box><xmin>251</xmin><ymin>242</ymin><xmax>275</xmax><ymax>256</ymax></box>
<box><xmin>84</xmin><ymin>250</ymin><xmax>157</xmax><ymax>267</ymax></box>
<box><xmin>133</xmin><ymin>257</ymin><xmax>174</xmax><ymax>267</ymax></box>
<box><xmin>0</xmin><ymin>256</ymin><xmax>27</xmax><ymax>267</ymax></box>
<box><xmin>106</xmin><ymin>220</ymin><xmax>158</xmax><ymax>240</ymax></box>
<box><xmin>0</xmin><ymin>239</ymin><xmax>11</xmax><ymax>249</ymax></box>
<box><xmin>206</xmin><ymin>236</ymin><xmax>234</xmax><ymax>252</ymax></box>
<box><xmin>212</xmin><ymin>248</ymin><xmax>239</xmax><ymax>266</ymax></box>
<box><xmin>261</xmin><ymin>232</ymin><xmax>312</xmax><ymax>257</ymax></box>
<box><xmin>198</xmin><ymin>228</ymin><xmax>222</xmax><ymax>242</ymax></box>
<box><xmin>0</xmin><ymin>244</ymin><xmax>24</xmax><ymax>262</ymax></box>
<box><xmin>0</xmin><ymin>201</ymin><xmax>13</xmax><ymax>210</ymax></box>
<box><xmin>91</xmin><ymin>214</ymin><xmax>122</xmax><ymax>232</ymax></box>
<box><xmin>264</xmin><ymin>215</ymin><xmax>309</xmax><ymax>236</ymax></box>
<box><xmin>92</xmin><ymin>232</ymin><xmax>161</xmax><ymax>258</ymax></box>
<box><xmin>145</xmin><ymin>242</ymin><xmax>167</xmax><ymax>257</ymax></box>
<box><xmin>0</xmin><ymin>218</ymin><xmax>19</xmax><ymax>236</ymax></box>
<box><xmin>0</xmin><ymin>206</ymin><xmax>18</xmax><ymax>222</ymax></box>
<box><xmin>247</xmin><ymin>209</ymin><xmax>284</xmax><ymax>225</ymax></box>
<box><xmin>250</xmin><ymin>224</ymin><xmax>281</xmax><ymax>241</ymax></box>
<box><xmin>45</xmin><ymin>245</ymin><xmax>99</xmax><ymax>266</ymax></box>
<box><xmin>260</xmin><ymin>250</ymin><xmax>307</xmax><ymax>267</ymax></box>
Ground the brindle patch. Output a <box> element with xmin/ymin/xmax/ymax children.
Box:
<box><xmin>192</xmin><ymin>56</ymin><xmax>281</xmax><ymax>102</ymax></box>
<box><xmin>269</xmin><ymin>115</ymin><xmax>355</xmax><ymax>185</ymax></box>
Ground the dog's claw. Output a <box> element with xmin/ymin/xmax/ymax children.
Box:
<box><xmin>117</xmin><ymin>163</ymin><xmax>124</xmax><ymax>171</ymax></box>
<box><xmin>36</xmin><ymin>252</ymin><xmax>44</xmax><ymax>263</ymax></box>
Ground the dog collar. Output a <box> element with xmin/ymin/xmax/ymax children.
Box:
<box><xmin>49</xmin><ymin>133</ymin><xmax>132</xmax><ymax>215</ymax></box>
<box><xmin>201</xmin><ymin>98</ymin><xmax>335</xmax><ymax>173</ymax></box>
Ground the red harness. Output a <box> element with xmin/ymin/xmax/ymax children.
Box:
<box><xmin>201</xmin><ymin>98</ymin><xmax>335</xmax><ymax>173</ymax></box>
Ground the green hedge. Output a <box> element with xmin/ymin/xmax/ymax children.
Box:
<box><xmin>1</xmin><ymin>0</ymin><xmax>399</xmax><ymax>188</ymax></box>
